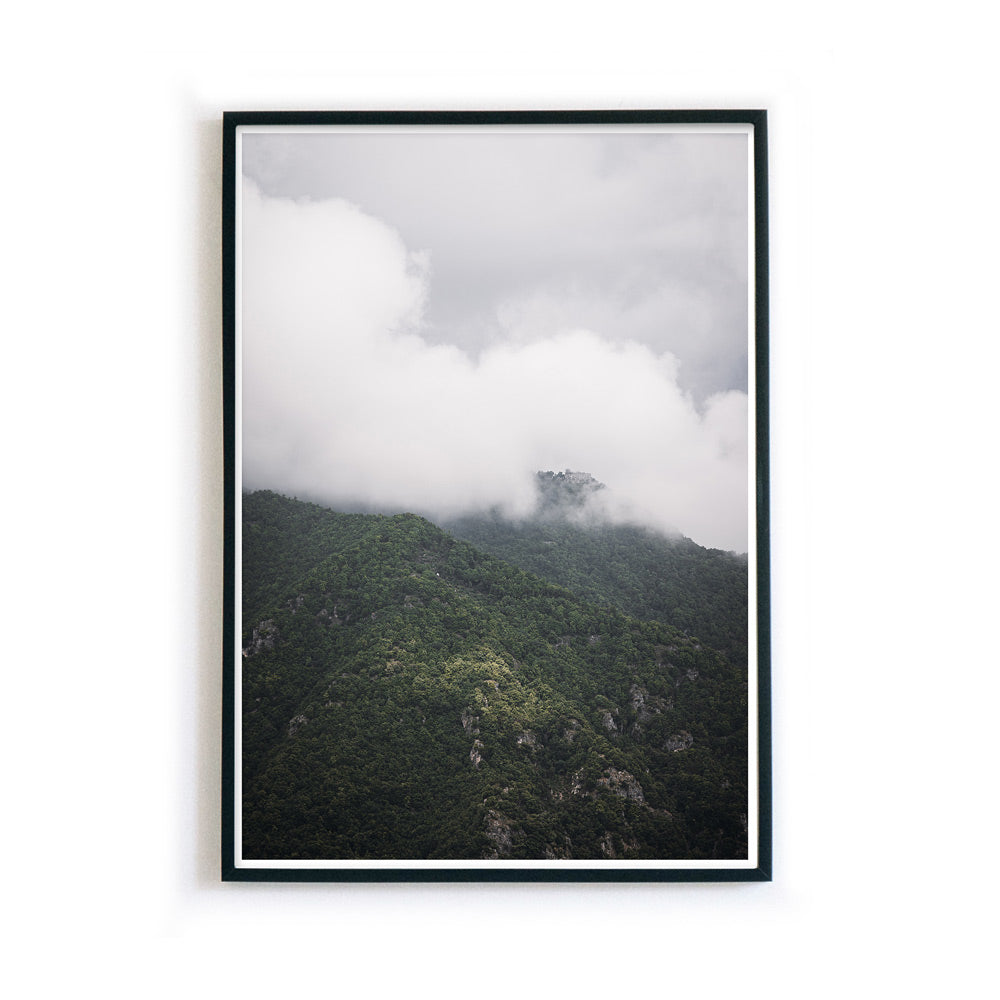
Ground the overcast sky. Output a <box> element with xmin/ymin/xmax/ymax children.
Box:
<box><xmin>240</xmin><ymin>127</ymin><xmax>752</xmax><ymax>551</ymax></box>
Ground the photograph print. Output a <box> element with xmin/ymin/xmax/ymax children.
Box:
<box><xmin>223</xmin><ymin>110</ymin><xmax>770</xmax><ymax>881</ymax></box>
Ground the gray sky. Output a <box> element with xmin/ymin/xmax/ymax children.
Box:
<box><xmin>240</xmin><ymin>127</ymin><xmax>751</xmax><ymax>551</ymax></box>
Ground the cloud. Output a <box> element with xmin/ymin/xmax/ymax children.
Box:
<box><xmin>242</xmin><ymin>130</ymin><xmax>749</xmax><ymax>402</ymax></box>
<box><xmin>241</xmin><ymin>180</ymin><xmax>749</xmax><ymax>552</ymax></box>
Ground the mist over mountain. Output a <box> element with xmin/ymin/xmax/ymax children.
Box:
<box><xmin>240</xmin><ymin>176</ymin><xmax>750</xmax><ymax>553</ymax></box>
<box><xmin>240</xmin><ymin>489</ymin><xmax>750</xmax><ymax>862</ymax></box>
<box><xmin>534</xmin><ymin>469</ymin><xmax>610</xmax><ymax>519</ymax></box>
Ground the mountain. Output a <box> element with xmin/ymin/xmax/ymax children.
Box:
<box><xmin>240</xmin><ymin>489</ymin><xmax>749</xmax><ymax>861</ymax></box>
<box><xmin>534</xmin><ymin>468</ymin><xmax>607</xmax><ymax>514</ymax></box>
<box><xmin>444</xmin><ymin>470</ymin><xmax>749</xmax><ymax>667</ymax></box>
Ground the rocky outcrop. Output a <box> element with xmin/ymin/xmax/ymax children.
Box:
<box><xmin>629</xmin><ymin>683</ymin><xmax>671</xmax><ymax>734</ymax></box>
<box><xmin>600</xmin><ymin>709</ymin><xmax>619</xmax><ymax>733</ymax></box>
<box><xmin>483</xmin><ymin>810</ymin><xmax>514</xmax><ymax>858</ymax></box>
<box><xmin>600</xmin><ymin>832</ymin><xmax>640</xmax><ymax>859</ymax></box>
<box><xmin>243</xmin><ymin>619</ymin><xmax>279</xmax><ymax>658</ymax></box>
<box><xmin>665</xmin><ymin>730</ymin><xmax>694</xmax><ymax>752</ymax></box>
<box><xmin>516</xmin><ymin>730</ymin><xmax>540</xmax><ymax>750</ymax></box>
<box><xmin>569</xmin><ymin>764</ymin><xmax>645</xmax><ymax>804</ymax></box>
<box><xmin>597</xmin><ymin>767</ymin><xmax>645</xmax><ymax>803</ymax></box>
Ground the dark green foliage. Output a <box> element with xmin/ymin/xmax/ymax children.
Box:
<box><xmin>242</xmin><ymin>490</ymin><xmax>381</xmax><ymax>622</ymax></box>
<box><xmin>241</xmin><ymin>490</ymin><xmax>749</xmax><ymax>861</ymax></box>
<box><xmin>444</xmin><ymin>504</ymin><xmax>748</xmax><ymax>666</ymax></box>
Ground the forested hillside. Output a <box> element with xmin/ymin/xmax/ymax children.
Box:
<box><xmin>240</xmin><ymin>490</ymin><xmax>749</xmax><ymax>861</ymax></box>
<box><xmin>445</xmin><ymin>471</ymin><xmax>749</xmax><ymax>667</ymax></box>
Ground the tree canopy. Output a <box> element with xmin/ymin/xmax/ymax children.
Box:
<box><xmin>241</xmin><ymin>490</ymin><xmax>749</xmax><ymax>861</ymax></box>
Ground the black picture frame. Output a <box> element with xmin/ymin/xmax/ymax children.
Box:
<box><xmin>222</xmin><ymin>109</ymin><xmax>770</xmax><ymax>882</ymax></box>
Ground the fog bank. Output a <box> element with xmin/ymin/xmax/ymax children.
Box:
<box><xmin>241</xmin><ymin>180</ymin><xmax>749</xmax><ymax>551</ymax></box>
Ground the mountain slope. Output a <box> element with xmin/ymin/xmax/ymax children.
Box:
<box><xmin>242</xmin><ymin>490</ymin><xmax>383</xmax><ymax>622</ymax></box>
<box><xmin>240</xmin><ymin>491</ymin><xmax>749</xmax><ymax>861</ymax></box>
<box><xmin>444</xmin><ymin>471</ymin><xmax>749</xmax><ymax>666</ymax></box>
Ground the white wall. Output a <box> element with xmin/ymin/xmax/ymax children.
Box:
<box><xmin>4</xmin><ymin>3</ymin><xmax>996</xmax><ymax>995</ymax></box>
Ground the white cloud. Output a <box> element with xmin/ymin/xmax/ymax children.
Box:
<box><xmin>242</xmin><ymin>180</ymin><xmax>749</xmax><ymax>551</ymax></box>
<box><xmin>242</xmin><ymin>131</ymin><xmax>750</xmax><ymax>401</ymax></box>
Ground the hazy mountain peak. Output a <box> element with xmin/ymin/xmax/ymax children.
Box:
<box><xmin>535</xmin><ymin>469</ymin><xmax>607</xmax><ymax>516</ymax></box>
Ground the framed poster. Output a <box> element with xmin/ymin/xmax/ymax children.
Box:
<box><xmin>222</xmin><ymin>110</ymin><xmax>770</xmax><ymax>881</ymax></box>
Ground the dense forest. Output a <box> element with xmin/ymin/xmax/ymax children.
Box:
<box><xmin>445</xmin><ymin>471</ymin><xmax>749</xmax><ymax>667</ymax></box>
<box><xmin>240</xmin><ymin>481</ymin><xmax>750</xmax><ymax>861</ymax></box>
